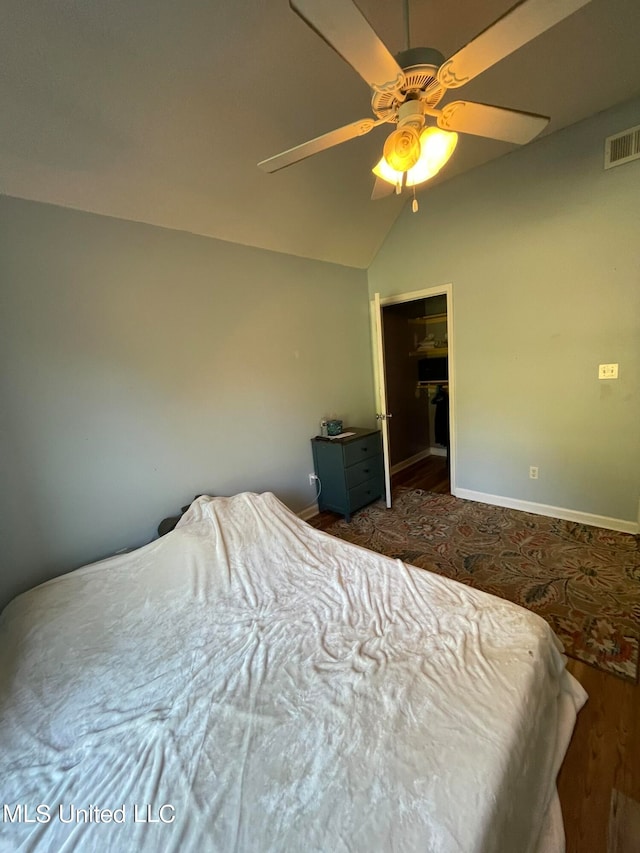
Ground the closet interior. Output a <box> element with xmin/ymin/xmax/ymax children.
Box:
<box><xmin>381</xmin><ymin>294</ymin><xmax>450</xmax><ymax>492</ymax></box>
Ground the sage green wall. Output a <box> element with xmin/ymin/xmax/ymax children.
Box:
<box><xmin>0</xmin><ymin>197</ymin><xmax>374</xmax><ymax>609</ymax></box>
<box><xmin>368</xmin><ymin>97</ymin><xmax>640</xmax><ymax>525</ymax></box>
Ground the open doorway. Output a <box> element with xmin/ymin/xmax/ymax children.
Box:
<box><xmin>373</xmin><ymin>287</ymin><xmax>453</xmax><ymax>499</ymax></box>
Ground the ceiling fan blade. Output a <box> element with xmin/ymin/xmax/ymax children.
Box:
<box><xmin>437</xmin><ymin>0</ymin><xmax>592</xmax><ymax>89</ymax></box>
<box><xmin>258</xmin><ymin>118</ymin><xmax>379</xmax><ymax>173</ymax></box>
<box><xmin>290</xmin><ymin>0</ymin><xmax>405</xmax><ymax>94</ymax></box>
<box><xmin>438</xmin><ymin>101</ymin><xmax>549</xmax><ymax>144</ymax></box>
<box><xmin>371</xmin><ymin>176</ymin><xmax>396</xmax><ymax>201</ymax></box>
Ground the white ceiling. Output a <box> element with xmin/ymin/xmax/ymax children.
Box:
<box><xmin>2</xmin><ymin>0</ymin><xmax>640</xmax><ymax>268</ymax></box>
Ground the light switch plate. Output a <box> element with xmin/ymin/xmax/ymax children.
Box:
<box><xmin>598</xmin><ymin>363</ymin><xmax>619</xmax><ymax>379</ymax></box>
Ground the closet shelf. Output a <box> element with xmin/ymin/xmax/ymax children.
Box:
<box><xmin>409</xmin><ymin>347</ymin><xmax>448</xmax><ymax>358</ymax></box>
<box><xmin>408</xmin><ymin>313</ymin><xmax>447</xmax><ymax>326</ymax></box>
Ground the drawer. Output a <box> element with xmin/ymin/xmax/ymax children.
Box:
<box><xmin>343</xmin><ymin>432</ymin><xmax>382</xmax><ymax>467</ymax></box>
<box><xmin>348</xmin><ymin>477</ymin><xmax>383</xmax><ymax>513</ymax></box>
<box><xmin>346</xmin><ymin>454</ymin><xmax>382</xmax><ymax>489</ymax></box>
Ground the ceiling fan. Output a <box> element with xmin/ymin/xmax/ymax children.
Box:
<box><xmin>258</xmin><ymin>0</ymin><xmax>592</xmax><ymax>201</ymax></box>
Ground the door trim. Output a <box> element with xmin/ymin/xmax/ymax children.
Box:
<box><xmin>370</xmin><ymin>283</ymin><xmax>457</xmax><ymax>497</ymax></box>
<box><xmin>372</xmin><ymin>292</ymin><xmax>392</xmax><ymax>507</ymax></box>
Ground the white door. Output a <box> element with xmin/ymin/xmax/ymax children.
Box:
<box><xmin>372</xmin><ymin>292</ymin><xmax>392</xmax><ymax>508</ymax></box>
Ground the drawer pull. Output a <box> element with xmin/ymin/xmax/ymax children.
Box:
<box><xmin>361</xmin><ymin>446</ymin><xmax>368</xmax><ymax>452</ymax></box>
<box><xmin>363</xmin><ymin>468</ymin><xmax>370</xmax><ymax>474</ymax></box>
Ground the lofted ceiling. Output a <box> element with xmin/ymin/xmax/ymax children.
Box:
<box><xmin>1</xmin><ymin>0</ymin><xmax>640</xmax><ymax>268</ymax></box>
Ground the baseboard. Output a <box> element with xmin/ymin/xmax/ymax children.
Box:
<box><xmin>298</xmin><ymin>501</ymin><xmax>319</xmax><ymax>521</ymax></box>
<box><xmin>429</xmin><ymin>446</ymin><xmax>447</xmax><ymax>458</ymax></box>
<box><xmin>454</xmin><ymin>488</ymin><xmax>638</xmax><ymax>535</ymax></box>
<box><xmin>390</xmin><ymin>448</ymin><xmax>432</xmax><ymax>475</ymax></box>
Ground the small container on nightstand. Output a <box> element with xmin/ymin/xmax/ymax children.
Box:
<box><xmin>311</xmin><ymin>427</ymin><xmax>384</xmax><ymax>521</ymax></box>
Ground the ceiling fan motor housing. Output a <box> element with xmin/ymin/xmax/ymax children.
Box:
<box><xmin>371</xmin><ymin>46</ymin><xmax>446</xmax><ymax>121</ymax></box>
<box><xmin>396</xmin><ymin>100</ymin><xmax>426</xmax><ymax>130</ymax></box>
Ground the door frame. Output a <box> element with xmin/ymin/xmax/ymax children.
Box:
<box><xmin>370</xmin><ymin>283</ymin><xmax>457</xmax><ymax>499</ymax></box>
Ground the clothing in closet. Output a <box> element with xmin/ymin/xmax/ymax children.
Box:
<box><xmin>431</xmin><ymin>385</ymin><xmax>449</xmax><ymax>448</ymax></box>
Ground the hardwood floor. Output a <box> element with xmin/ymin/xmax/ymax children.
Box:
<box><xmin>307</xmin><ymin>455</ymin><xmax>640</xmax><ymax>852</ymax></box>
<box><xmin>391</xmin><ymin>453</ymin><xmax>450</xmax><ymax>493</ymax></box>
<box><xmin>560</xmin><ymin>660</ymin><xmax>640</xmax><ymax>853</ymax></box>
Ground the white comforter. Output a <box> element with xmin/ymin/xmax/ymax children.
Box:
<box><xmin>0</xmin><ymin>492</ymin><xmax>586</xmax><ymax>853</ymax></box>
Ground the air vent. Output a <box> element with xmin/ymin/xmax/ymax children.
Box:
<box><xmin>604</xmin><ymin>124</ymin><xmax>640</xmax><ymax>170</ymax></box>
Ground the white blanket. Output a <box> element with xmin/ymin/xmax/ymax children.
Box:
<box><xmin>0</xmin><ymin>492</ymin><xmax>586</xmax><ymax>852</ymax></box>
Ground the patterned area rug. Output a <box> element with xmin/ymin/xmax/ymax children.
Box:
<box><xmin>322</xmin><ymin>489</ymin><xmax>640</xmax><ymax>682</ymax></box>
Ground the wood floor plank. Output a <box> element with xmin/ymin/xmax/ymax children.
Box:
<box><xmin>391</xmin><ymin>455</ymin><xmax>450</xmax><ymax>493</ymax></box>
<box><xmin>615</xmin><ymin>675</ymin><xmax>640</xmax><ymax>802</ymax></box>
<box><xmin>608</xmin><ymin>790</ymin><xmax>640</xmax><ymax>853</ymax></box>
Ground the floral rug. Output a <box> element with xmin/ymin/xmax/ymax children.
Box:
<box><xmin>321</xmin><ymin>489</ymin><xmax>640</xmax><ymax>682</ymax></box>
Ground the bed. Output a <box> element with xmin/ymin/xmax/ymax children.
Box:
<box><xmin>0</xmin><ymin>492</ymin><xmax>586</xmax><ymax>852</ymax></box>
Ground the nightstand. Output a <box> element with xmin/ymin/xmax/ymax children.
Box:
<box><xmin>311</xmin><ymin>427</ymin><xmax>384</xmax><ymax>521</ymax></box>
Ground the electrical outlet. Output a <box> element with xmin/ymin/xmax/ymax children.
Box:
<box><xmin>309</xmin><ymin>473</ymin><xmax>318</xmax><ymax>485</ymax></box>
<box><xmin>598</xmin><ymin>363</ymin><xmax>619</xmax><ymax>379</ymax></box>
<box><xmin>529</xmin><ymin>466</ymin><xmax>538</xmax><ymax>480</ymax></box>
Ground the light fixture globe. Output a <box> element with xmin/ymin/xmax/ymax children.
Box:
<box><xmin>374</xmin><ymin>125</ymin><xmax>458</xmax><ymax>189</ymax></box>
<box><xmin>406</xmin><ymin>127</ymin><xmax>458</xmax><ymax>186</ymax></box>
<box><xmin>383</xmin><ymin>125</ymin><xmax>421</xmax><ymax>172</ymax></box>
<box><xmin>372</xmin><ymin>157</ymin><xmax>403</xmax><ymax>186</ymax></box>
